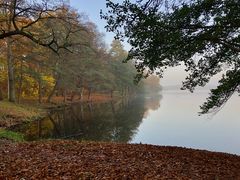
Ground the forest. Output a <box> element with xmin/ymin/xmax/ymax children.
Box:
<box><xmin>1</xmin><ymin>0</ymin><xmax>239</xmax><ymax>179</ymax></box>
<box><xmin>0</xmin><ymin>1</ymin><xmax>160</xmax><ymax>105</ymax></box>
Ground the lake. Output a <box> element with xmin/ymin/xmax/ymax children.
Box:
<box><xmin>15</xmin><ymin>89</ymin><xmax>240</xmax><ymax>155</ymax></box>
<box><xmin>132</xmin><ymin>90</ymin><xmax>240</xmax><ymax>155</ymax></box>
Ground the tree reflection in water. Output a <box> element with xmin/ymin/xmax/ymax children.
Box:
<box><xmin>16</xmin><ymin>95</ymin><xmax>162</xmax><ymax>142</ymax></box>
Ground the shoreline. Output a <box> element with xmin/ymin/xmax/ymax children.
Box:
<box><xmin>0</xmin><ymin>94</ymin><xmax>120</xmax><ymax>141</ymax></box>
<box><xmin>0</xmin><ymin>93</ymin><xmax>120</xmax><ymax>129</ymax></box>
<box><xmin>1</xmin><ymin>95</ymin><xmax>239</xmax><ymax>179</ymax></box>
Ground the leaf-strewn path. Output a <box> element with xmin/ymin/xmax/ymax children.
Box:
<box><xmin>0</xmin><ymin>140</ymin><xmax>240</xmax><ymax>179</ymax></box>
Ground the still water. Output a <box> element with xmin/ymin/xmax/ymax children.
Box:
<box><xmin>132</xmin><ymin>90</ymin><xmax>240</xmax><ymax>155</ymax></box>
<box><xmin>15</xmin><ymin>90</ymin><xmax>240</xmax><ymax>155</ymax></box>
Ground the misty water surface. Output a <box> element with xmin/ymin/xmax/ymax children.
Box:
<box><xmin>132</xmin><ymin>90</ymin><xmax>240</xmax><ymax>155</ymax></box>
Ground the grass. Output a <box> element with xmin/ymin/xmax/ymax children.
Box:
<box><xmin>0</xmin><ymin>129</ymin><xmax>25</xmax><ymax>142</ymax></box>
<box><xmin>0</xmin><ymin>100</ymin><xmax>46</xmax><ymax>130</ymax></box>
<box><xmin>0</xmin><ymin>100</ymin><xmax>45</xmax><ymax>121</ymax></box>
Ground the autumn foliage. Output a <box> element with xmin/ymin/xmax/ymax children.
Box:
<box><xmin>0</xmin><ymin>140</ymin><xmax>240</xmax><ymax>179</ymax></box>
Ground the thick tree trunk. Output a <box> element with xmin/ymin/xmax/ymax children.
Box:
<box><xmin>6</xmin><ymin>2</ymin><xmax>15</xmax><ymax>102</ymax></box>
<box><xmin>7</xmin><ymin>38</ymin><xmax>15</xmax><ymax>102</ymax></box>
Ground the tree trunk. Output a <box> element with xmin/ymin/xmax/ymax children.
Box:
<box><xmin>70</xmin><ymin>91</ymin><xmax>75</xmax><ymax>101</ymax></box>
<box><xmin>125</xmin><ymin>86</ymin><xmax>129</xmax><ymax>96</ymax></box>
<box><xmin>17</xmin><ymin>60</ymin><xmax>23</xmax><ymax>104</ymax></box>
<box><xmin>78</xmin><ymin>87</ymin><xmax>84</xmax><ymax>101</ymax></box>
<box><xmin>63</xmin><ymin>88</ymin><xmax>67</xmax><ymax>103</ymax></box>
<box><xmin>7</xmin><ymin>38</ymin><xmax>15</xmax><ymax>102</ymax></box>
<box><xmin>88</xmin><ymin>103</ymin><xmax>93</xmax><ymax>118</ymax></box>
<box><xmin>6</xmin><ymin>2</ymin><xmax>15</xmax><ymax>102</ymax></box>
<box><xmin>88</xmin><ymin>88</ymin><xmax>91</xmax><ymax>100</ymax></box>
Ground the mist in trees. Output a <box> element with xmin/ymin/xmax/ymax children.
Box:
<box><xmin>101</xmin><ymin>0</ymin><xmax>240</xmax><ymax>114</ymax></box>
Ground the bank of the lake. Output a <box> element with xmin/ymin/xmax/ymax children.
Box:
<box><xmin>1</xmin><ymin>94</ymin><xmax>240</xmax><ymax>179</ymax></box>
<box><xmin>0</xmin><ymin>93</ymin><xmax>118</xmax><ymax>124</ymax></box>
<box><xmin>0</xmin><ymin>101</ymin><xmax>45</xmax><ymax>128</ymax></box>
<box><xmin>0</xmin><ymin>140</ymin><xmax>240</xmax><ymax>179</ymax></box>
<box><xmin>0</xmin><ymin>93</ymin><xmax>120</xmax><ymax>141</ymax></box>
<box><xmin>0</xmin><ymin>101</ymin><xmax>45</xmax><ymax>141</ymax></box>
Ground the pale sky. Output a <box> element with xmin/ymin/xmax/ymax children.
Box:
<box><xmin>70</xmin><ymin>0</ymin><xmax>116</xmax><ymax>48</ymax></box>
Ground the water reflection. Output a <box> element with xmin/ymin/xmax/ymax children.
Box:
<box><xmin>11</xmin><ymin>90</ymin><xmax>240</xmax><ymax>154</ymax></box>
<box><xmin>17</xmin><ymin>95</ymin><xmax>162</xmax><ymax>142</ymax></box>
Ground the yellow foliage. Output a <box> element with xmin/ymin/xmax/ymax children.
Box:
<box><xmin>42</xmin><ymin>75</ymin><xmax>55</xmax><ymax>87</ymax></box>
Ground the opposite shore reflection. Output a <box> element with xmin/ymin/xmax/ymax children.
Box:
<box><xmin>15</xmin><ymin>95</ymin><xmax>162</xmax><ymax>142</ymax></box>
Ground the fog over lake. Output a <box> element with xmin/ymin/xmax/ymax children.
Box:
<box><xmin>132</xmin><ymin>89</ymin><xmax>240</xmax><ymax>155</ymax></box>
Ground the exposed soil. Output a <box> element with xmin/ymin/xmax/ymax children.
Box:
<box><xmin>0</xmin><ymin>140</ymin><xmax>240</xmax><ymax>179</ymax></box>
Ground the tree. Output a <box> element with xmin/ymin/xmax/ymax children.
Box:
<box><xmin>0</xmin><ymin>1</ymin><xmax>83</xmax><ymax>102</ymax></box>
<box><xmin>109</xmin><ymin>39</ymin><xmax>128</xmax><ymax>61</ymax></box>
<box><xmin>101</xmin><ymin>0</ymin><xmax>240</xmax><ymax>114</ymax></box>
<box><xmin>108</xmin><ymin>39</ymin><xmax>139</xmax><ymax>96</ymax></box>
<box><xmin>0</xmin><ymin>47</ymin><xmax>7</xmax><ymax>101</ymax></box>
<box><xmin>0</xmin><ymin>0</ymin><xmax>78</xmax><ymax>53</ymax></box>
<box><xmin>45</xmin><ymin>20</ymin><xmax>105</xmax><ymax>103</ymax></box>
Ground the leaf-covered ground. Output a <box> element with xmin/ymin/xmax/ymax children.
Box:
<box><xmin>0</xmin><ymin>140</ymin><xmax>240</xmax><ymax>179</ymax></box>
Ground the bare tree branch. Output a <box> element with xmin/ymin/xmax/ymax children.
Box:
<box><xmin>0</xmin><ymin>0</ymin><xmax>79</xmax><ymax>53</ymax></box>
